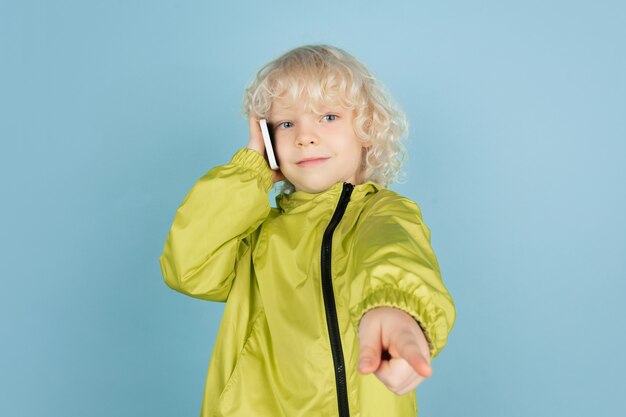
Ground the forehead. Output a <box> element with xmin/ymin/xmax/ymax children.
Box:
<box><xmin>269</xmin><ymin>94</ymin><xmax>346</xmax><ymax>116</ymax></box>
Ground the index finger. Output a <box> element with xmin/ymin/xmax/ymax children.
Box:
<box><xmin>393</xmin><ymin>333</ymin><xmax>432</xmax><ymax>378</ymax></box>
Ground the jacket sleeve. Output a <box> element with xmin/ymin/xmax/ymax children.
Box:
<box><xmin>159</xmin><ymin>148</ymin><xmax>273</xmax><ymax>302</ymax></box>
<box><xmin>349</xmin><ymin>193</ymin><xmax>456</xmax><ymax>359</ymax></box>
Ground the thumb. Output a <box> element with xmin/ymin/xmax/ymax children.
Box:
<box><xmin>358</xmin><ymin>315</ymin><xmax>382</xmax><ymax>374</ymax></box>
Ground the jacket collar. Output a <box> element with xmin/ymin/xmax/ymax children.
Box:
<box><xmin>275</xmin><ymin>181</ymin><xmax>382</xmax><ymax>214</ymax></box>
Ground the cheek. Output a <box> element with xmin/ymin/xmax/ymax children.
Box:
<box><xmin>346</xmin><ymin>142</ymin><xmax>365</xmax><ymax>163</ymax></box>
<box><xmin>272</xmin><ymin>137</ymin><xmax>288</xmax><ymax>158</ymax></box>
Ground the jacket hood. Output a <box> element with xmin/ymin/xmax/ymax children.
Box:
<box><xmin>275</xmin><ymin>181</ymin><xmax>383</xmax><ymax>214</ymax></box>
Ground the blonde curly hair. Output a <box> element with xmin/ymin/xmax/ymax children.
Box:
<box><xmin>242</xmin><ymin>44</ymin><xmax>407</xmax><ymax>193</ymax></box>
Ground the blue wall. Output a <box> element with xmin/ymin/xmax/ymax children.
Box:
<box><xmin>1</xmin><ymin>1</ymin><xmax>624</xmax><ymax>416</ymax></box>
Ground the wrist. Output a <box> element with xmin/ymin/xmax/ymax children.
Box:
<box><xmin>246</xmin><ymin>141</ymin><xmax>264</xmax><ymax>155</ymax></box>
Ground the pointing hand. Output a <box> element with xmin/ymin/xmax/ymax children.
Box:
<box><xmin>358</xmin><ymin>307</ymin><xmax>432</xmax><ymax>395</ymax></box>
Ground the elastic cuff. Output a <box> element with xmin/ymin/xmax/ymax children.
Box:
<box><xmin>230</xmin><ymin>148</ymin><xmax>273</xmax><ymax>191</ymax></box>
<box><xmin>350</xmin><ymin>285</ymin><xmax>447</xmax><ymax>359</ymax></box>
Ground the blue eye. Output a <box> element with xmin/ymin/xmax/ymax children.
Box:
<box><xmin>278</xmin><ymin>121</ymin><xmax>293</xmax><ymax>129</ymax></box>
<box><xmin>324</xmin><ymin>114</ymin><xmax>337</xmax><ymax>121</ymax></box>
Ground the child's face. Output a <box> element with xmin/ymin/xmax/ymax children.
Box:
<box><xmin>269</xmin><ymin>95</ymin><xmax>367</xmax><ymax>194</ymax></box>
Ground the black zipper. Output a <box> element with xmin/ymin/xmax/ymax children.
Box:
<box><xmin>321</xmin><ymin>182</ymin><xmax>354</xmax><ymax>417</ymax></box>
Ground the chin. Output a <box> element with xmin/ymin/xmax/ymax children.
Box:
<box><xmin>287</xmin><ymin>171</ymin><xmax>352</xmax><ymax>193</ymax></box>
<box><xmin>297</xmin><ymin>186</ymin><xmax>327</xmax><ymax>194</ymax></box>
<box><xmin>294</xmin><ymin>180</ymin><xmax>335</xmax><ymax>194</ymax></box>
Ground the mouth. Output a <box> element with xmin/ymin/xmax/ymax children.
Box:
<box><xmin>296</xmin><ymin>157</ymin><xmax>330</xmax><ymax>167</ymax></box>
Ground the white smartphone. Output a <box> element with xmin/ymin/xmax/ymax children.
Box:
<box><xmin>259</xmin><ymin>119</ymin><xmax>279</xmax><ymax>170</ymax></box>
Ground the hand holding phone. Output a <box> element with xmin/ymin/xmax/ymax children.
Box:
<box><xmin>259</xmin><ymin>119</ymin><xmax>279</xmax><ymax>170</ymax></box>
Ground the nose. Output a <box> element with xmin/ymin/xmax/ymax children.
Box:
<box><xmin>294</xmin><ymin>126</ymin><xmax>319</xmax><ymax>147</ymax></box>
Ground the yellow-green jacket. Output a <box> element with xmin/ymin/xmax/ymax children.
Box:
<box><xmin>159</xmin><ymin>148</ymin><xmax>456</xmax><ymax>417</ymax></box>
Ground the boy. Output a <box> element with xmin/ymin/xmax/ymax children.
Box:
<box><xmin>159</xmin><ymin>44</ymin><xmax>455</xmax><ymax>416</ymax></box>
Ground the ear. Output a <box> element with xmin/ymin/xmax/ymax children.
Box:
<box><xmin>361</xmin><ymin>118</ymin><xmax>373</xmax><ymax>148</ymax></box>
<box><xmin>360</xmin><ymin>145</ymin><xmax>370</xmax><ymax>164</ymax></box>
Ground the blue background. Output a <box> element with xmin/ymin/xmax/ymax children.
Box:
<box><xmin>1</xmin><ymin>1</ymin><xmax>625</xmax><ymax>416</ymax></box>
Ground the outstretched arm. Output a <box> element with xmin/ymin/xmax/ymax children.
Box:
<box><xmin>349</xmin><ymin>194</ymin><xmax>456</xmax><ymax>391</ymax></box>
<box><xmin>358</xmin><ymin>307</ymin><xmax>432</xmax><ymax>395</ymax></box>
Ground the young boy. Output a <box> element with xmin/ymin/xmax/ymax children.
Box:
<box><xmin>159</xmin><ymin>45</ymin><xmax>455</xmax><ymax>417</ymax></box>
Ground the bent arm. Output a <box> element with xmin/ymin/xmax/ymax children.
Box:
<box><xmin>159</xmin><ymin>148</ymin><xmax>273</xmax><ymax>301</ymax></box>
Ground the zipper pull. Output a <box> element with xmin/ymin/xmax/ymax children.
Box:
<box><xmin>342</xmin><ymin>182</ymin><xmax>354</xmax><ymax>203</ymax></box>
